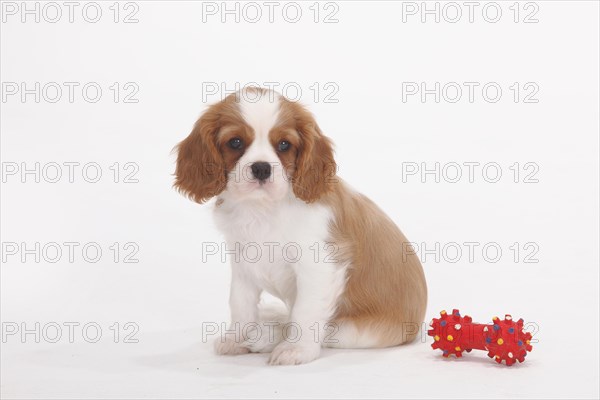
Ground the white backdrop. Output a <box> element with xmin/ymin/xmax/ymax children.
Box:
<box><xmin>1</xmin><ymin>1</ymin><xmax>599</xmax><ymax>399</ymax></box>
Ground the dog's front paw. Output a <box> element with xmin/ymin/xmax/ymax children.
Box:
<box><xmin>214</xmin><ymin>337</ymin><xmax>250</xmax><ymax>356</ymax></box>
<box><xmin>268</xmin><ymin>341</ymin><xmax>320</xmax><ymax>365</ymax></box>
<box><xmin>244</xmin><ymin>323</ymin><xmax>283</xmax><ymax>353</ymax></box>
<box><xmin>245</xmin><ymin>336</ymin><xmax>281</xmax><ymax>353</ymax></box>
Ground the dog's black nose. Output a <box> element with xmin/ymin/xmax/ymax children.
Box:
<box><xmin>251</xmin><ymin>162</ymin><xmax>271</xmax><ymax>181</ymax></box>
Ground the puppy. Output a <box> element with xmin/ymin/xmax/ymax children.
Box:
<box><xmin>175</xmin><ymin>87</ymin><xmax>427</xmax><ymax>365</ymax></box>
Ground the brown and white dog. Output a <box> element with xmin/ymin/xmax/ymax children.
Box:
<box><xmin>175</xmin><ymin>87</ymin><xmax>427</xmax><ymax>365</ymax></box>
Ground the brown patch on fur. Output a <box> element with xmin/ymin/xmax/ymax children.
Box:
<box><xmin>268</xmin><ymin>127</ymin><xmax>300</xmax><ymax>180</ymax></box>
<box><xmin>174</xmin><ymin>94</ymin><xmax>252</xmax><ymax>203</ymax></box>
<box><xmin>321</xmin><ymin>181</ymin><xmax>428</xmax><ymax>347</ymax></box>
<box><xmin>275</xmin><ymin>99</ymin><xmax>337</xmax><ymax>203</ymax></box>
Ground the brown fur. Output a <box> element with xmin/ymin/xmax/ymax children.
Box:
<box><xmin>321</xmin><ymin>182</ymin><xmax>428</xmax><ymax>347</ymax></box>
<box><xmin>275</xmin><ymin>99</ymin><xmax>337</xmax><ymax>203</ymax></box>
<box><xmin>174</xmin><ymin>94</ymin><xmax>252</xmax><ymax>203</ymax></box>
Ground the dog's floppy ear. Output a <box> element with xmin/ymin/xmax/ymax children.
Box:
<box><xmin>292</xmin><ymin>112</ymin><xmax>337</xmax><ymax>203</ymax></box>
<box><xmin>174</xmin><ymin>106</ymin><xmax>227</xmax><ymax>204</ymax></box>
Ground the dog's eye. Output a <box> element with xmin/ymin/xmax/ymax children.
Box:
<box><xmin>278</xmin><ymin>140</ymin><xmax>291</xmax><ymax>152</ymax></box>
<box><xmin>228</xmin><ymin>137</ymin><xmax>243</xmax><ymax>150</ymax></box>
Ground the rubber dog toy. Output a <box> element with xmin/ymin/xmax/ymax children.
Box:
<box><xmin>427</xmin><ymin>309</ymin><xmax>533</xmax><ymax>366</ymax></box>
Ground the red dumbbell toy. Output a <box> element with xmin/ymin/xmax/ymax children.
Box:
<box><xmin>427</xmin><ymin>309</ymin><xmax>533</xmax><ymax>366</ymax></box>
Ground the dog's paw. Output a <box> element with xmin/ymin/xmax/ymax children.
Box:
<box><xmin>244</xmin><ymin>336</ymin><xmax>281</xmax><ymax>353</ymax></box>
<box><xmin>243</xmin><ymin>324</ymin><xmax>283</xmax><ymax>353</ymax></box>
<box><xmin>268</xmin><ymin>341</ymin><xmax>320</xmax><ymax>365</ymax></box>
<box><xmin>214</xmin><ymin>337</ymin><xmax>250</xmax><ymax>356</ymax></box>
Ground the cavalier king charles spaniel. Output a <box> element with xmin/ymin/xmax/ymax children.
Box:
<box><xmin>175</xmin><ymin>87</ymin><xmax>427</xmax><ymax>365</ymax></box>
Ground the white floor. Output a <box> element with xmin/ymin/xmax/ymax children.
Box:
<box><xmin>2</xmin><ymin>329</ymin><xmax>576</xmax><ymax>400</ymax></box>
<box><xmin>1</xmin><ymin>244</ymin><xmax>598</xmax><ymax>399</ymax></box>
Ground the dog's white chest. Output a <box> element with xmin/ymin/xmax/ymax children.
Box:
<box><xmin>213</xmin><ymin>197</ymin><xmax>333</xmax><ymax>300</ymax></box>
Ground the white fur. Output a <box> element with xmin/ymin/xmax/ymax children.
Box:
<box><xmin>225</xmin><ymin>91</ymin><xmax>289</xmax><ymax>202</ymax></box>
<box><xmin>213</xmin><ymin>91</ymin><xmax>348</xmax><ymax>365</ymax></box>
<box><xmin>322</xmin><ymin>320</ymin><xmax>381</xmax><ymax>349</ymax></box>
